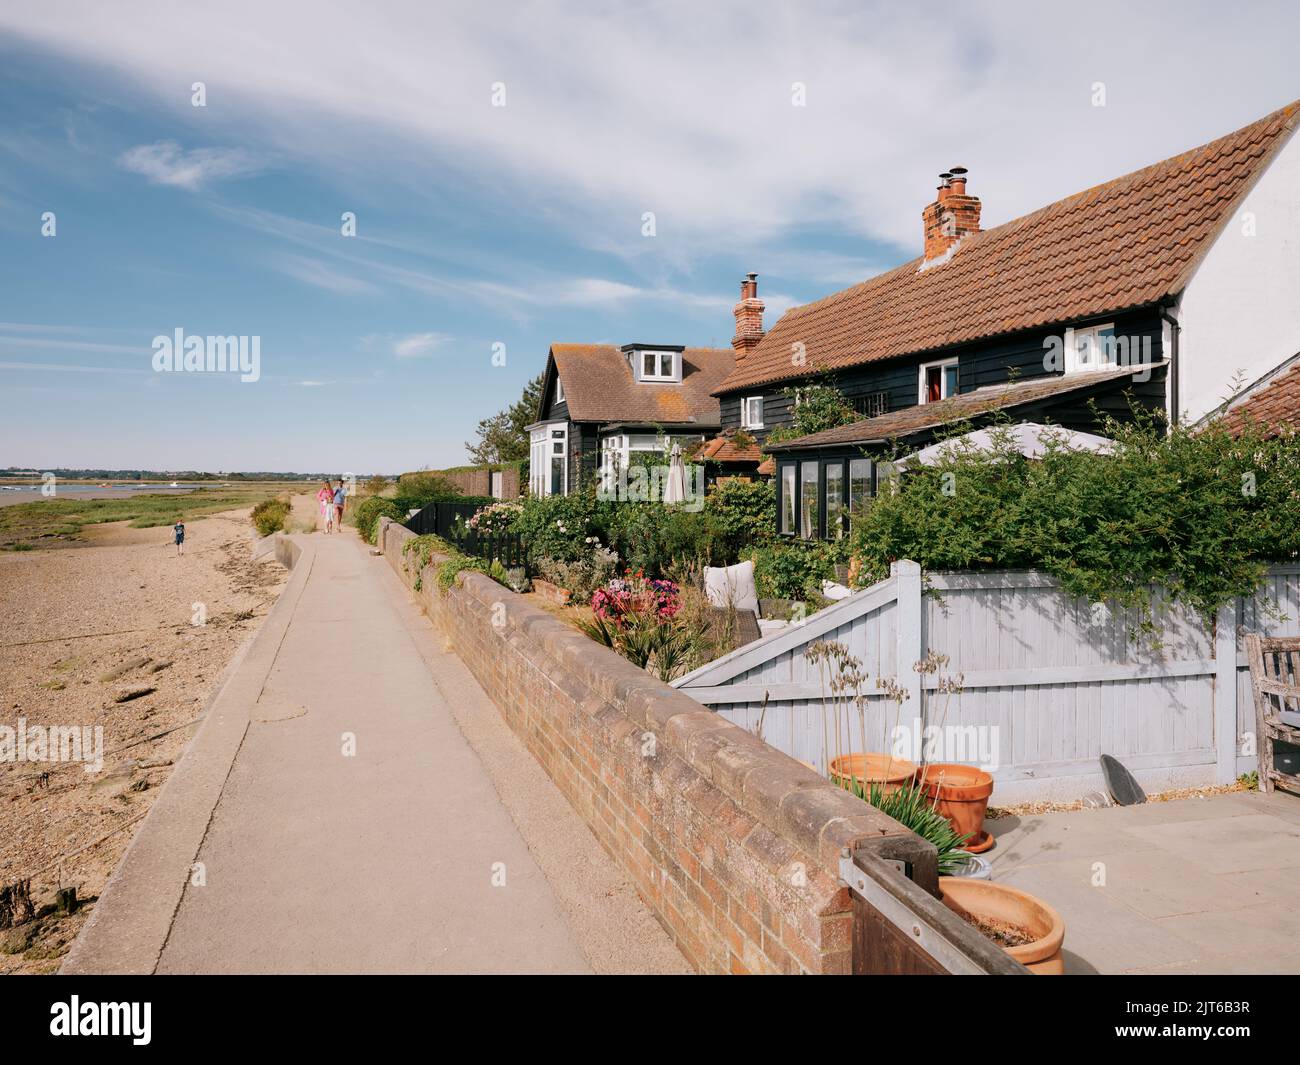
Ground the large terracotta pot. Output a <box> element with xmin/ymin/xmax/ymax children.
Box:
<box><xmin>829</xmin><ymin>753</ymin><xmax>917</xmax><ymax>795</ymax></box>
<box><xmin>939</xmin><ymin>877</ymin><xmax>1065</xmax><ymax>975</ymax></box>
<box><xmin>915</xmin><ymin>762</ymin><xmax>995</xmax><ymax>854</ymax></box>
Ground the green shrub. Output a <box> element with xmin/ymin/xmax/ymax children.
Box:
<box><xmin>763</xmin><ymin>382</ymin><xmax>859</xmax><ymax>446</ymax></box>
<box><xmin>437</xmin><ymin>552</ymin><xmax>491</xmax><ymax>593</ymax></box>
<box><xmin>607</xmin><ymin>503</ymin><xmax>723</xmax><ymax>576</ymax></box>
<box><xmin>849</xmin><ymin>412</ymin><xmax>1300</xmax><ymax>627</ymax></box>
<box><xmin>704</xmin><ymin>477</ymin><xmax>776</xmax><ymax>557</ymax></box>
<box><xmin>355</xmin><ymin>496</ymin><xmax>404</xmax><ymax>544</ymax></box>
<box><xmin>745</xmin><ymin>539</ymin><xmax>840</xmax><ymax>600</ymax></box>
<box><xmin>250</xmin><ymin>497</ymin><xmax>291</xmax><ymax>537</ymax></box>
<box><xmin>397</xmin><ymin>471</ymin><xmax>460</xmax><ymax>506</ymax></box>
<box><xmin>511</xmin><ymin>488</ymin><xmax>614</xmax><ymax>564</ymax></box>
<box><xmin>536</xmin><ymin>546</ymin><xmax>619</xmax><ymax>599</ymax></box>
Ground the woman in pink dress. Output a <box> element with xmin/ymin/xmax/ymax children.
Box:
<box><xmin>317</xmin><ymin>480</ymin><xmax>335</xmax><ymax>533</ymax></box>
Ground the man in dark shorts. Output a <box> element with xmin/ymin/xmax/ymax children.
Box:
<box><xmin>173</xmin><ymin>520</ymin><xmax>185</xmax><ymax>557</ymax></box>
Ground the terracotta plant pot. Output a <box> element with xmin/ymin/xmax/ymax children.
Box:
<box><xmin>829</xmin><ymin>753</ymin><xmax>917</xmax><ymax>795</ymax></box>
<box><xmin>938</xmin><ymin>877</ymin><xmax>1065</xmax><ymax>975</ymax></box>
<box><xmin>915</xmin><ymin>762</ymin><xmax>995</xmax><ymax>854</ymax></box>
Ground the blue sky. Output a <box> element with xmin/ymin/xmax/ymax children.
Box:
<box><xmin>1</xmin><ymin>0</ymin><xmax>1298</xmax><ymax>473</ymax></box>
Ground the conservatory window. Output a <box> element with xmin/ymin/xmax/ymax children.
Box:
<box><xmin>799</xmin><ymin>461</ymin><xmax>819</xmax><ymax>540</ymax></box>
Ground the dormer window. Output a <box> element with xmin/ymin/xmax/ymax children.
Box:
<box><xmin>623</xmin><ymin>344</ymin><xmax>684</xmax><ymax>384</ymax></box>
<box><xmin>642</xmin><ymin>350</ymin><xmax>677</xmax><ymax>381</ymax></box>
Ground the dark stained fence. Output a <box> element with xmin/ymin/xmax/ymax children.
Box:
<box><xmin>446</xmin><ymin>528</ymin><xmax>527</xmax><ymax>568</ymax></box>
<box><xmin>403</xmin><ymin>500</ymin><xmax>483</xmax><ymax>538</ymax></box>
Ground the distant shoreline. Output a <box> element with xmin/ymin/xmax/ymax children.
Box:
<box><xmin>0</xmin><ymin>486</ymin><xmax>204</xmax><ymax>508</ymax></box>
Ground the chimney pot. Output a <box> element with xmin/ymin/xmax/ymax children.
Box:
<box><xmin>922</xmin><ymin>168</ymin><xmax>981</xmax><ymax>262</ymax></box>
<box><xmin>732</xmin><ymin>271</ymin><xmax>765</xmax><ymax>359</ymax></box>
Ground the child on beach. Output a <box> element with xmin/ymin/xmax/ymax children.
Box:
<box><xmin>317</xmin><ymin>480</ymin><xmax>336</xmax><ymax>533</ymax></box>
<box><xmin>173</xmin><ymin>520</ymin><xmax>185</xmax><ymax>556</ymax></box>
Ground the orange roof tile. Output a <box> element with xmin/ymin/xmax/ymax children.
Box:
<box><xmin>698</xmin><ymin>433</ymin><xmax>764</xmax><ymax>463</ymax></box>
<box><xmin>717</xmin><ymin>101</ymin><xmax>1300</xmax><ymax>396</ymax></box>
<box><xmin>1219</xmin><ymin>356</ymin><xmax>1300</xmax><ymax>435</ymax></box>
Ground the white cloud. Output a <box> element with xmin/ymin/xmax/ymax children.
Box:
<box><xmin>118</xmin><ymin>140</ymin><xmax>261</xmax><ymax>190</ymax></box>
<box><xmin>392</xmin><ymin>332</ymin><xmax>453</xmax><ymax>358</ymax></box>
<box><xmin>275</xmin><ymin>254</ymin><xmax>378</xmax><ymax>295</ymax></box>
<box><xmin>4</xmin><ymin>0</ymin><xmax>1297</xmax><ymax>262</ymax></box>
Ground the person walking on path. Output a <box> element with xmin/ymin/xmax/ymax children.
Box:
<box><xmin>332</xmin><ymin>479</ymin><xmax>347</xmax><ymax>531</ymax></box>
<box><xmin>317</xmin><ymin>480</ymin><xmax>335</xmax><ymax>534</ymax></box>
<box><xmin>173</xmin><ymin>519</ymin><xmax>185</xmax><ymax>556</ymax></box>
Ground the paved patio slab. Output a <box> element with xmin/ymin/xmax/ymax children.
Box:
<box><xmin>988</xmin><ymin>791</ymin><xmax>1300</xmax><ymax>974</ymax></box>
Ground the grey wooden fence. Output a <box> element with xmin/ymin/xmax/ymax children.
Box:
<box><xmin>672</xmin><ymin>561</ymin><xmax>1300</xmax><ymax>804</ymax></box>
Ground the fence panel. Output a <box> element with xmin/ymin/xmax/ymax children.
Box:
<box><xmin>403</xmin><ymin>500</ymin><xmax>484</xmax><ymax>538</ymax></box>
<box><xmin>676</xmin><ymin>561</ymin><xmax>1300</xmax><ymax>804</ymax></box>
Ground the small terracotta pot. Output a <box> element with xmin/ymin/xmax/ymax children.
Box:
<box><xmin>939</xmin><ymin>877</ymin><xmax>1065</xmax><ymax>975</ymax></box>
<box><xmin>829</xmin><ymin>753</ymin><xmax>917</xmax><ymax>795</ymax></box>
<box><xmin>914</xmin><ymin>762</ymin><xmax>995</xmax><ymax>853</ymax></box>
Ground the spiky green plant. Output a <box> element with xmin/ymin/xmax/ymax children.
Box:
<box><xmin>849</xmin><ymin>777</ymin><xmax>973</xmax><ymax>875</ymax></box>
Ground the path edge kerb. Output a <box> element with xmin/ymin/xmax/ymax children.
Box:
<box><xmin>60</xmin><ymin>534</ymin><xmax>315</xmax><ymax>975</ymax></box>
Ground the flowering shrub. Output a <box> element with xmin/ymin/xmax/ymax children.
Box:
<box><xmin>513</xmin><ymin>489</ymin><xmax>614</xmax><ymax>563</ymax></box>
<box><xmin>464</xmin><ymin>499</ymin><xmax>524</xmax><ymax>534</ymax></box>
<box><xmin>591</xmin><ymin>570</ymin><xmax>680</xmax><ymax>624</ymax></box>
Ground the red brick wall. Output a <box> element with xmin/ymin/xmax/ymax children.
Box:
<box><xmin>380</xmin><ymin>519</ymin><xmax>919</xmax><ymax>974</ymax></box>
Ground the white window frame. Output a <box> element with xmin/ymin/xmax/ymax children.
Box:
<box><xmin>1064</xmin><ymin>323</ymin><xmax>1117</xmax><ymax>374</ymax></box>
<box><xmin>638</xmin><ymin>349</ymin><xmax>681</xmax><ymax>383</ymax></box>
<box><xmin>554</xmin><ymin>376</ymin><xmax>564</xmax><ymax>404</ymax></box>
<box><xmin>741</xmin><ymin>395</ymin><xmax>764</xmax><ymax>429</ymax></box>
<box><xmin>918</xmin><ymin>358</ymin><xmax>959</xmax><ymax>404</ymax></box>
<box><xmin>529</xmin><ymin>421</ymin><xmax>568</xmax><ymax>497</ymax></box>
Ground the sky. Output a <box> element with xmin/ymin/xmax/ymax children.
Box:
<box><xmin>1</xmin><ymin>0</ymin><xmax>1298</xmax><ymax>473</ymax></box>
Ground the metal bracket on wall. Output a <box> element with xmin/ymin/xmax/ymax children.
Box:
<box><xmin>838</xmin><ymin>853</ymin><xmax>989</xmax><ymax>976</ymax></box>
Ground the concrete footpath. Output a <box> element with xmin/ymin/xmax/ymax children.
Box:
<box><xmin>64</xmin><ymin>531</ymin><xmax>685</xmax><ymax>974</ymax></box>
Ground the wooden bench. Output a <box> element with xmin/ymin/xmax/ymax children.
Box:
<box><xmin>1245</xmin><ymin>633</ymin><xmax>1300</xmax><ymax>795</ymax></box>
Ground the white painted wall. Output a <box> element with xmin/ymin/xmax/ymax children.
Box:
<box><xmin>1178</xmin><ymin>127</ymin><xmax>1300</xmax><ymax>423</ymax></box>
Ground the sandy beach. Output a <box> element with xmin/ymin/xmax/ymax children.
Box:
<box><xmin>0</xmin><ymin>504</ymin><xmax>297</xmax><ymax>972</ymax></box>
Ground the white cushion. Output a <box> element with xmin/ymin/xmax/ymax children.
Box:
<box><xmin>704</xmin><ymin>560</ymin><xmax>760</xmax><ymax>615</ymax></box>
<box><xmin>821</xmin><ymin>580</ymin><xmax>853</xmax><ymax>601</ymax></box>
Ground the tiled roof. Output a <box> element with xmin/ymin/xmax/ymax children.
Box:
<box><xmin>550</xmin><ymin>344</ymin><xmax>734</xmax><ymax>426</ymax></box>
<box><xmin>765</xmin><ymin>366</ymin><xmax>1158</xmax><ymax>451</ymax></box>
<box><xmin>718</xmin><ymin>100</ymin><xmax>1300</xmax><ymax>396</ymax></box>
<box><xmin>1219</xmin><ymin>356</ymin><xmax>1300</xmax><ymax>435</ymax></box>
<box><xmin>698</xmin><ymin>433</ymin><xmax>765</xmax><ymax>463</ymax></box>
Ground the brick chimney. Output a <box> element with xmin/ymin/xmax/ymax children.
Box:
<box><xmin>922</xmin><ymin>166</ymin><xmax>981</xmax><ymax>262</ymax></box>
<box><xmin>732</xmin><ymin>272</ymin><xmax>765</xmax><ymax>358</ymax></box>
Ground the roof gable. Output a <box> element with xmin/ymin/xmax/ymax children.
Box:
<box><xmin>718</xmin><ymin>100</ymin><xmax>1300</xmax><ymax>396</ymax></box>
